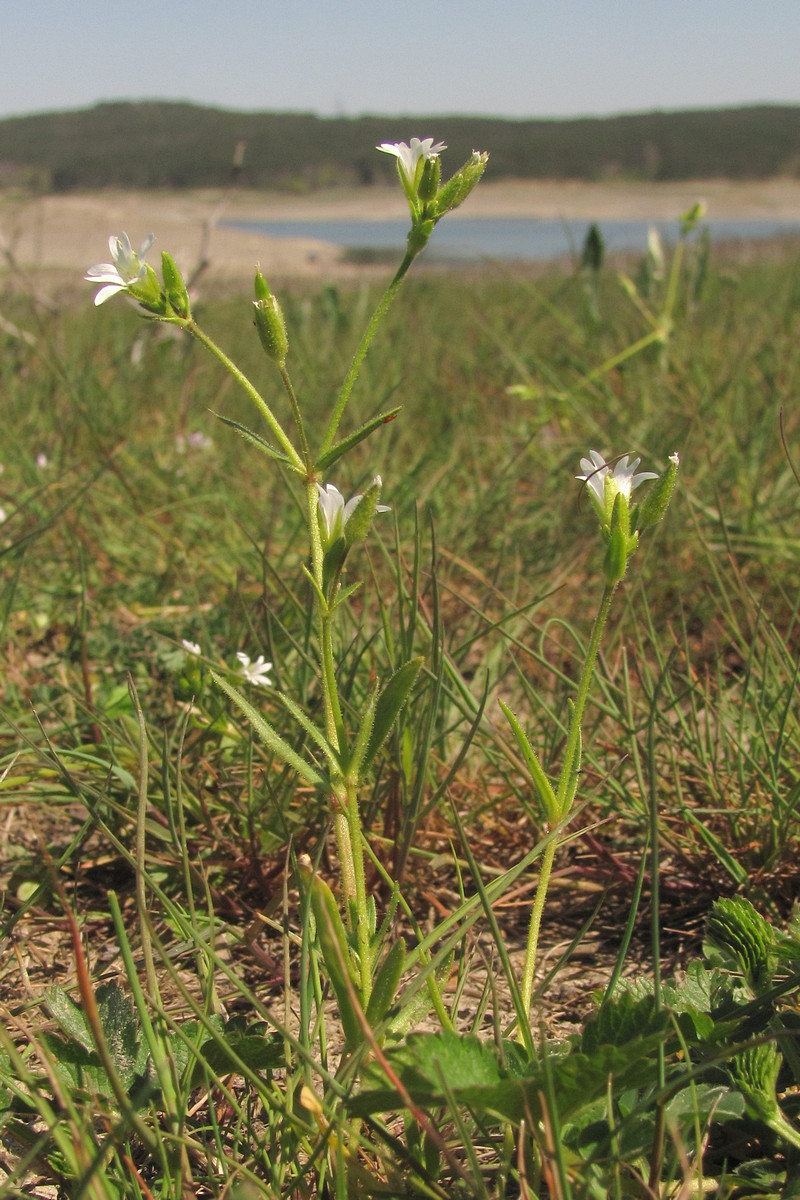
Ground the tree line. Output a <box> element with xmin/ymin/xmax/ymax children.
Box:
<box><xmin>0</xmin><ymin>101</ymin><xmax>797</xmax><ymax>192</ymax></box>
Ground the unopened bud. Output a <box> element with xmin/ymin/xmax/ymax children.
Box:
<box><xmin>433</xmin><ymin>150</ymin><xmax>488</xmax><ymax>219</ymax></box>
<box><xmin>636</xmin><ymin>453</ymin><xmax>679</xmax><ymax>532</ymax></box>
<box><xmin>418</xmin><ymin>153</ymin><xmax>441</xmax><ymax>203</ymax></box>
<box><xmin>161</xmin><ymin>252</ymin><xmax>190</xmax><ymax>318</ymax></box>
<box><xmin>253</xmin><ymin>271</ymin><xmax>289</xmax><ymax>366</ymax></box>
<box><xmin>680</xmin><ymin>200</ymin><xmax>707</xmax><ymax>236</ymax></box>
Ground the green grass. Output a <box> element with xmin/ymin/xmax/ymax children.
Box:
<box><xmin>2</xmin><ymin>235</ymin><xmax>800</xmax><ymax>1197</ymax></box>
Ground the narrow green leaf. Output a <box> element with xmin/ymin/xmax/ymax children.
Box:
<box><xmin>345</xmin><ymin>680</ymin><xmax>379</xmax><ymax>784</ymax></box>
<box><xmin>363</xmin><ymin>657</ymin><xmax>424</xmax><ymax>772</ymax></box>
<box><xmin>298</xmin><ymin>857</ymin><xmax>363</xmax><ymax>1048</ymax></box>
<box><xmin>211</xmin><ymin>672</ymin><xmax>324</xmax><ymax>787</ymax></box>
<box><xmin>276</xmin><ymin>691</ymin><xmax>344</xmax><ymax>776</ymax></box>
<box><xmin>366</xmin><ymin>938</ymin><xmax>406</xmax><ymax>1026</ymax></box>
<box><xmin>212</xmin><ymin>413</ymin><xmax>292</xmax><ymax>465</ymax></box>
<box><xmin>315</xmin><ymin>407</ymin><xmax>401</xmax><ymax>473</ymax></box>
<box><xmin>499</xmin><ymin>700</ymin><xmax>558</xmax><ymax>824</ymax></box>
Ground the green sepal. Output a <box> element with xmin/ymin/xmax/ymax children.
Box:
<box><xmin>363</xmin><ymin>657</ymin><xmax>424</xmax><ymax>772</ymax></box>
<box><xmin>161</xmin><ymin>251</ymin><xmax>190</xmax><ymax>318</ymax></box>
<box><xmin>211</xmin><ymin>413</ymin><xmax>293</xmax><ymax>465</ymax></box>
<box><xmin>432</xmin><ymin>151</ymin><xmax>489</xmax><ymax>220</ymax></box>
<box><xmin>366</xmin><ymin>938</ymin><xmax>406</xmax><ymax>1026</ymax></box>
<box><xmin>407</xmin><ymin>219</ymin><xmax>435</xmax><ymax>258</ymax></box>
<box><xmin>254</xmin><ymin>268</ymin><xmax>270</xmax><ymax>301</ymax></box>
<box><xmin>498</xmin><ymin>700</ymin><xmax>558</xmax><ymax>825</ymax></box>
<box><xmin>344</xmin><ymin>478</ymin><xmax>384</xmax><ymax>548</ymax></box>
<box><xmin>322</xmin><ymin>536</ymin><xmax>348</xmax><ymax>596</ymax></box>
<box><xmin>315</xmin><ymin>407</ymin><xmax>401</xmax><ymax>474</ymax></box>
<box><xmin>298</xmin><ymin>857</ymin><xmax>363</xmax><ymax>1048</ymax></box>
<box><xmin>211</xmin><ymin>671</ymin><xmax>324</xmax><ymax>788</ymax></box>
<box><xmin>603</xmin><ymin>526</ymin><xmax>628</xmax><ymax>586</ymax></box>
<box><xmin>127</xmin><ymin>263</ymin><xmax>166</xmax><ymax>314</ymax></box>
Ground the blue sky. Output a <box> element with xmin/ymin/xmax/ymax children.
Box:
<box><xmin>4</xmin><ymin>0</ymin><xmax>798</xmax><ymax>120</ymax></box>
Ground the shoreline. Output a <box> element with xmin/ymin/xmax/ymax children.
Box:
<box><xmin>3</xmin><ymin>179</ymin><xmax>800</xmax><ymax>287</ymax></box>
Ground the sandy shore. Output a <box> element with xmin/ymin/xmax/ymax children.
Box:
<box><xmin>3</xmin><ymin>178</ymin><xmax>800</xmax><ymax>288</ymax></box>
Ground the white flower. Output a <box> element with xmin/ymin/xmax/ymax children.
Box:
<box><xmin>376</xmin><ymin>138</ymin><xmax>446</xmax><ymax>189</ymax></box>
<box><xmin>316</xmin><ymin>477</ymin><xmax>390</xmax><ymax>542</ymax></box>
<box><xmin>182</xmin><ymin>639</ymin><xmax>202</xmax><ymax>657</ymax></box>
<box><xmin>577</xmin><ymin>450</ymin><xmax>658</xmax><ymax>517</ymax></box>
<box><xmin>85</xmin><ymin>232</ymin><xmax>154</xmax><ymax>306</ymax></box>
<box><xmin>0</xmin><ymin>507</ymin><xmax>6</xmax><ymax>523</ymax></box>
<box><xmin>236</xmin><ymin>651</ymin><xmax>272</xmax><ymax>688</ymax></box>
<box><xmin>36</xmin><ymin>452</ymin><xmax>48</xmax><ymax>469</ymax></box>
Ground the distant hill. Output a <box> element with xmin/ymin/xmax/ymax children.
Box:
<box><xmin>0</xmin><ymin>101</ymin><xmax>797</xmax><ymax>192</ymax></box>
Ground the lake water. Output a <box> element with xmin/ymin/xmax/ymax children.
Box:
<box><xmin>222</xmin><ymin>215</ymin><xmax>800</xmax><ymax>263</ymax></box>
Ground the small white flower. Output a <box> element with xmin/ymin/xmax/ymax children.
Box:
<box><xmin>577</xmin><ymin>450</ymin><xmax>658</xmax><ymax>518</ymax></box>
<box><xmin>0</xmin><ymin>507</ymin><xmax>6</xmax><ymax>523</ymax></box>
<box><xmin>376</xmin><ymin>138</ymin><xmax>446</xmax><ymax>189</ymax></box>
<box><xmin>316</xmin><ymin>477</ymin><xmax>390</xmax><ymax>542</ymax></box>
<box><xmin>236</xmin><ymin>651</ymin><xmax>272</xmax><ymax>688</ymax></box>
<box><xmin>85</xmin><ymin>232</ymin><xmax>154</xmax><ymax>306</ymax></box>
<box><xmin>36</xmin><ymin>452</ymin><xmax>48</xmax><ymax>469</ymax></box>
<box><xmin>182</xmin><ymin>639</ymin><xmax>202</xmax><ymax>657</ymax></box>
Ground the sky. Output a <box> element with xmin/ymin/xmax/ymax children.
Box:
<box><xmin>3</xmin><ymin>0</ymin><xmax>798</xmax><ymax>121</ymax></box>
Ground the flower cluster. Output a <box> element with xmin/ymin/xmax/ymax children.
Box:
<box><xmin>577</xmin><ymin>450</ymin><xmax>679</xmax><ymax>586</ymax></box>
<box><xmin>376</xmin><ymin>138</ymin><xmax>487</xmax><ymax>258</ymax></box>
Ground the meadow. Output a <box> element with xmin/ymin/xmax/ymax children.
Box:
<box><xmin>2</xmin><ymin>161</ymin><xmax>800</xmax><ymax>1198</ymax></box>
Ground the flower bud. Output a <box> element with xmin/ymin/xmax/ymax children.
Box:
<box><xmin>418</xmin><ymin>153</ymin><xmax>441</xmax><ymax>203</ymax></box>
<box><xmin>680</xmin><ymin>200</ymin><xmax>707</xmax><ymax>236</ymax></box>
<box><xmin>636</xmin><ymin>452</ymin><xmax>679</xmax><ymax>532</ymax></box>
<box><xmin>160</xmin><ymin>252</ymin><xmax>191</xmax><ymax>318</ymax></box>
<box><xmin>253</xmin><ymin>272</ymin><xmax>288</xmax><ymax>366</ymax></box>
<box><xmin>433</xmin><ymin>151</ymin><xmax>489</xmax><ymax>219</ymax></box>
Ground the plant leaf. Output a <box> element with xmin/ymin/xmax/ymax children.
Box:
<box><xmin>211</xmin><ymin>671</ymin><xmax>324</xmax><ymax>787</ymax></box>
<box><xmin>363</xmin><ymin>657</ymin><xmax>424</xmax><ymax>772</ymax></box>
<box><xmin>315</xmin><ymin>407</ymin><xmax>401</xmax><ymax>473</ymax></box>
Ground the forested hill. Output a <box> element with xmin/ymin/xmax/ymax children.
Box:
<box><xmin>0</xmin><ymin>101</ymin><xmax>797</xmax><ymax>191</ymax></box>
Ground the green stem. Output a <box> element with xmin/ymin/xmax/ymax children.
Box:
<box><xmin>280</xmin><ymin>363</ymin><xmax>311</xmax><ymax>471</ymax></box>
<box><xmin>555</xmin><ymin>583</ymin><xmax>616</xmax><ymax>814</ymax></box>
<box><xmin>520</xmin><ymin>839</ymin><xmax>557</xmax><ymax>1022</ymax></box>
<box><xmin>518</xmin><ymin>582</ymin><xmax>617</xmax><ymax>1031</ymax></box>
<box><xmin>348</xmin><ymin>782</ymin><xmax>373</xmax><ymax>1005</ymax></box>
<box><xmin>183</xmin><ymin>318</ymin><xmax>304</xmax><ymax>473</ymax></box>
<box><xmin>319</xmin><ymin>251</ymin><xmax>415</xmax><ymax>456</ymax></box>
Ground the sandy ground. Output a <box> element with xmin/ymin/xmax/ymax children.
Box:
<box><xmin>3</xmin><ymin>178</ymin><xmax>800</xmax><ymax>289</ymax></box>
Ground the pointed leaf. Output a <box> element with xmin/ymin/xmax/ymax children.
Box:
<box><xmin>212</xmin><ymin>413</ymin><xmax>292</xmax><ymax>465</ymax></box>
<box><xmin>366</xmin><ymin>938</ymin><xmax>406</xmax><ymax>1026</ymax></box>
<box><xmin>276</xmin><ymin>691</ymin><xmax>345</xmax><ymax>776</ymax></box>
<box><xmin>499</xmin><ymin>701</ymin><xmax>558</xmax><ymax>824</ymax></box>
<box><xmin>298</xmin><ymin>857</ymin><xmax>363</xmax><ymax>1048</ymax></box>
<box><xmin>211</xmin><ymin>671</ymin><xmax>324</xmax><ymax>787</ymax></box>
<box><xmin>363</xmin><ymin>657</ymin><xmax>424</xmax><ymax>772</ymax></box>
<box><xmin>315</xmin><ymin>407</ymin><xmax>401</xmax><ymax>473</ymax></box>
